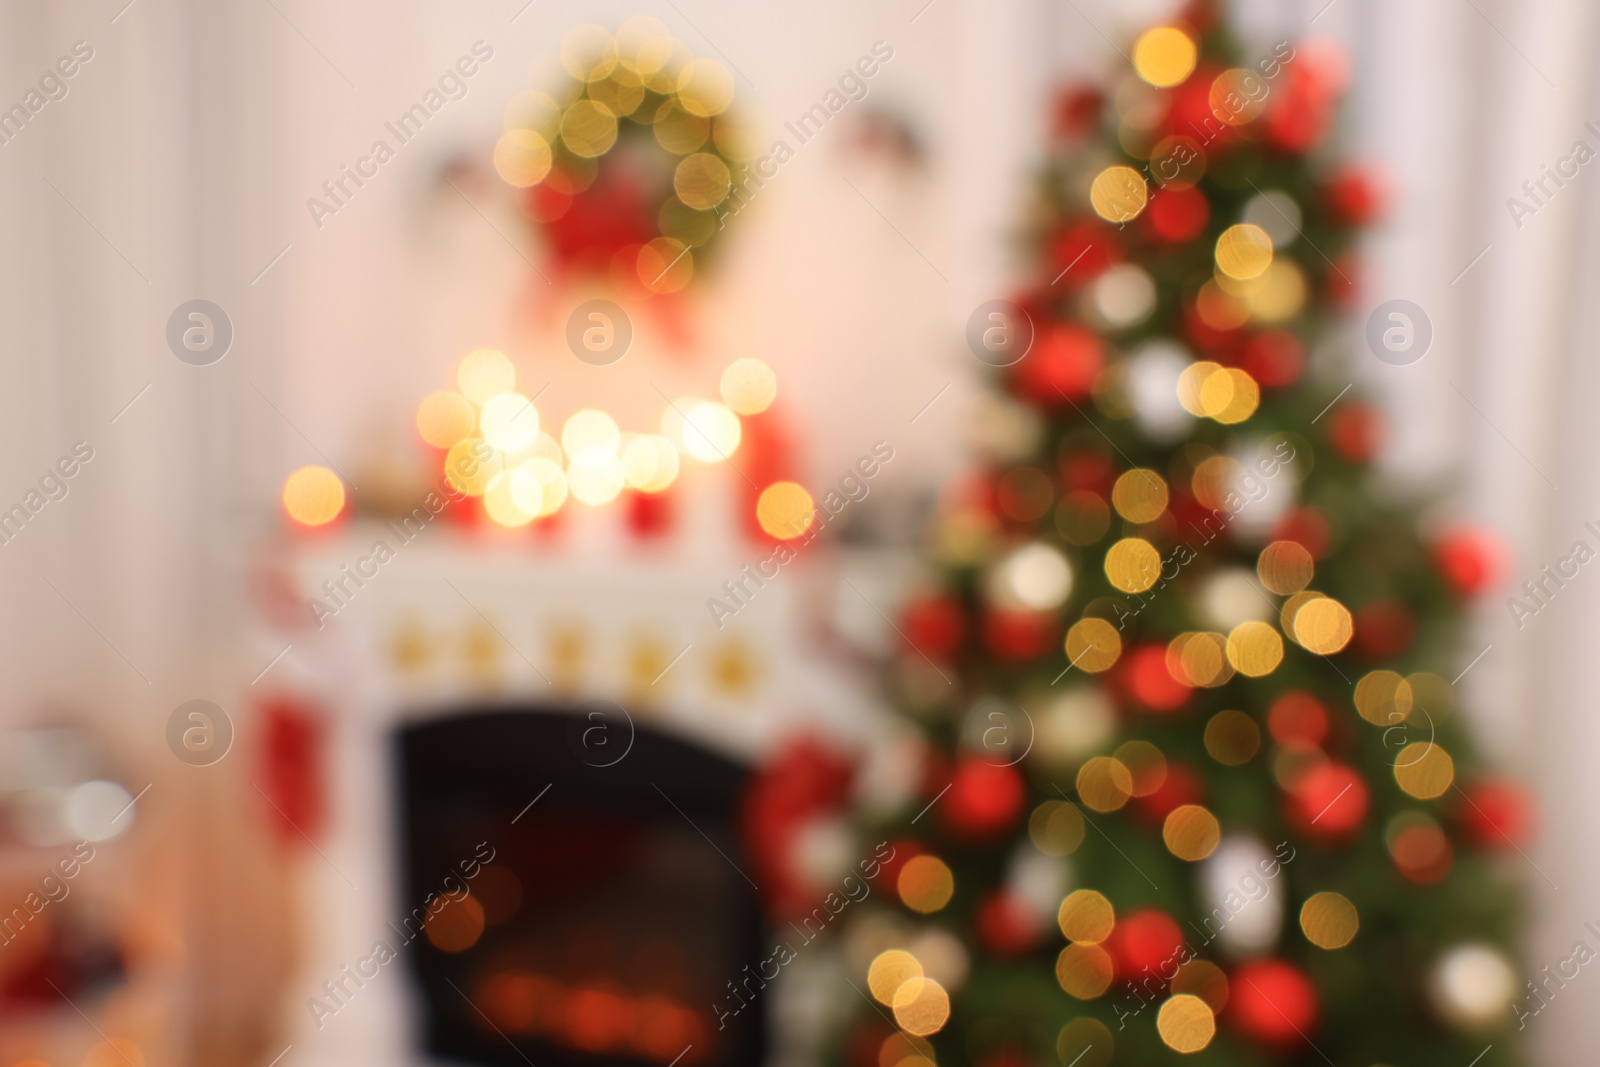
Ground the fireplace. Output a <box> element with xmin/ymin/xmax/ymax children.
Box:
<box><xmin>396</xmin><ymin>708</ymin><xmax>767</xmax><ymax>1067</ymax></box>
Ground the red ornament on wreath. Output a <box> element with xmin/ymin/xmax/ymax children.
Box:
<box><xmin>1434</xmin><ymin>527</ymin><xmax>1506</xmax><ymax>597</ymax></box>
<box><xmin>1229</xmin><ymin>959</ymin><xmax>1318</xmax><ymax>1044</ymax></box>
<box><xmin>1012</xmin><ymin>324</ymin><xmax>1104</xmax><ymax>405</ymax></box>
<box><xmin>983</xmin><ymin>609</ymin><xmax>1059</xmax><ymax>662</ymax></box>
<box><xmin>977</xmin><ymin>891</ymin><xmax>1042</xmax><ymax>956</ymax></box>
<box><xmin>1287</xmin><ymin>761</ymin><xmax>1368</xmax><ymax>838</ymax></box>
<box><xmin>1105</xmin><ymin>909</ymin><xmax>1184</xmax><ymax>980</ymax></box>
<box><xmin>1144</xmin><ymin>185</ymin><xmax>1210</xmax><ymax>244</ymax></box>
<box><xmin>901</xmin><ymin>595</ymin><xmax>965</xmax><ymax>660</ymax></box>
<box><xmin>1122</xmin><ymin>644</ymin><xmax>1192</xmax><ymax>712</ymax></box>
<box><xmin>1458</xmin><ymin>779</ymin><xmax>1533</xmax><ymax>849</ymax></box>
<box><xmin>941</xmin><ymin>757</ymin><xmax>1025</xmax><ymax>840</ymax></box>
<box><xmin>1134</xmin><ymin>761</ymin><xmax>1205</xmax><ymax>822</ymax></box>
<box><xmin>1326</xmin><ymin>401</ymin><xmax>1383</xmax><ymax>463</ymax></box>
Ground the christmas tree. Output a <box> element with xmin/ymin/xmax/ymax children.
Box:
<box><xmin>837</xmin><ymin>5</ymin><xmax>1529</xmax><ymax>1065</ymax></box>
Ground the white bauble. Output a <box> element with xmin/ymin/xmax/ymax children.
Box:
<box><xmin>1196</xmin><ymin>834</ymin><xmax>1285</xmax><ymax>956</ymax></box>
<box><xmin>1430</xmin><ymin>943</ymin><xmax>1518</xmax><ymax>1031</ymax></box>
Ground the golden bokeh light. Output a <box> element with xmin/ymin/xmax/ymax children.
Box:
<box><xmin>1172</xmin><ymin>959</ymin><xmax>1229</xmax><ymax>1011</ymax></box>
<box><xmin>1226</xmin><ymin>621</ymin><xmax>1284</xmax><ymax>677</ymax></box>
<box><xmin>675</xmin><ymin>399</ymin><xmax>742</xmax><ymax>462</ymax></box>
<box><xmin>457</xmin><ymin>348</ymin><xmax>516</xmax><ymax>404</ymax></box>
<box><xmin>677</xmin><ymin>58</ymin><xmax>735</xmax><ymax>116</ymax></box>
<box><xmin>1112</xmin><ymin>468</ymin><xmax>1169</xmax><ymax>523</ymax></box>
<box><xmin>1090</xmin><ymin>165</ymin><xmax>1149</xmax><ymax>222</ymax></box>
<box><xmin>617</xmin><ymin>15</ymin><xmax>672</xmax><ymax>73</ymax></box>
<box><xmin>561</xmin><ymin>409</ymin><xmax>622</xmax><ymax>467</ymax></box>
<box><xmin>520</xmin><ymin>457</ymin><xmax>568</xmax><ymax>515</ymax></box>
<box><xmin>1354</xmin><ymin>669</ymin><xmax>1414</xmax><ymax>725</ymax></box>
<box><xmin>480</xmin><ymin>392</ymin><xmax>540</xmax><ymax>453</ymax></box>
<box><xmin>1244</xmin><ymin>260</ymin><xmax>1308</xmax><ymax>322</ymax></box>
<box><xmin>898</xmin><ymin>855</ymin><xmax>955</xmax><ymax>914</ymax></box>
<box><xmin>1169</xmin><ymin>631</ymin><xmax>1233</xmax><ymax>687</ymax></box>
<box><xmin>1300</xmin><ymin>891</ymin><xmax>1359</xmax><ymax>949</ymax></box>
<box><xmin>1394</xmin><ymin>743</ymin><xmax>1455</xmax><ymax>799</ymax></box>
<box><xmin>567</xmin><ymin>457</ymin><xmax>626</xmax><ymax>506</ymax></box>
<box><xmin>1157</xmin><ymin>994</ymin><xmax>1216</xmax><ymax>1053</ymax></box>
<box><xmin>1163</xmin><ymin>805</ymin><xmax>1221</xmax><ymax>861</ymax></box>
<box><xmin>1205</xmin><ymin>710</ymin><xmax>1261</xmax><ymax>766</ymax></box>
<box><xmin>425</xmin><ymin>894</ymin><xmax>486</xmax><ymax>952</ymax></box>
<box><xmin>1215</xmin><ymin>224</ymin><xmax>1274</xmax><ymax>280</ymax></box>
<box><xmin>588</xmin><ymin>76</ymin><xmax>646</xmax><ymax>118</ymax></box>
<box><xmin>720</xmin><ymin>358</ymin><xmax>779</xmax><ymax>415</ymax></box>
<box><xmin>1076</xmin><ymin>756</ymin><xmax>1133</xmax><ymax>812</ymax></box>
<box><xmin>1209</xmin><ymin>69</ymin><xmax>1270</xmax><ymax>125</ymax></box>
<box><xmin>1211</xmin><ymin>369</ymin><xmax>1261</xmax><ymax>424</ymax></box>
<box><xmin>621</xmin><ymin>434</ymin><xmax>680</xmax><ymax>493</ymax></box>
<box><xmin>638</xmin><ymin>237</ymin><xmax>695</xmax><ymax>292</ymax></box>
<box><xmin>1133</xmin><ymin>26</ymin><xmax>1198</xmax><ymax>87</ymax></box>
<box><xmin>1116</xmin><ymin>739</ymin><xmax>1167</xmax><ymax>797</ymax></box>
<box><xmin>1056</xmin><ymin>1018</ymin><xmax>1115</xmax><ymax>1067</ymax></box>
<box><xmin>1029</xmin><ymin>800</ymin><xmax>1086</xmax><ymax>856</ymax></box>
<box><xmin>560</xmin><ymin>23</ymin><xmax>619</xmax><ymax>81</ymax></box>
<box><xmin>493</xmin><ymin>129</ymin><xmax>552</xmax><ymax>187</ymax></box>
<box><xmin>560</xmin><ymin>99</ymin><xmax>619</xmax><ymax>157</ymax></box>
<box><xmin>1057</xmin><ymin>889</ymin><xmax>1115</xmax><ymax>943</ymax></box>
<box><xmin>891</xmin><ymin>977</ymin><xmax>951</xmax><ymax>1036</ymax></box>
<box><xmin>416</xmin><ymin>391</ymin><xmax>477</xmax><ymax>450</ymax></box>
<box><xmin>1195</xmin><ymin>280</ymin><xmax>1251</xmax><ymax>330</ymax></box>
<box><xmin>483</xmin><ymin>471</ymin><xmax>537</xmax><ymax>527</ymax></box>
<box><xmin>1056</xmin><ymin>943</ymin><xmax>1114</xmax><ymax>1000</ymax></box>
<box><xmin>445</xmin><ymin>438</ymin><xmax>499</xmax><ymax>497</ymax></box>
<box><xmin>1280</xmin><ymin>589</ymin><xmax>1325</xmax><ymax>635</ymax></box>
<box><xmin>654</xmin><ymin>102</ymin><xmax>711</xmax><ymax>154</ymax></box>
<box><xmin>1258</xmin><ymin>540</ymin><xmax>1315</xmax><ymax>595</ymax></box>
<box><xmin>1105</xmin><ymin>537</ymin><xmax>1161</xmax><ymax>593</ymax></box>
<box><xmin>282</xmin><ymin>466</ymin><xmax>345</xmax><ymax>526</ymax></box>
<box><xmin>1409</xmin><ymin>672</ymin><xmax>1454</xmax><ymax>722</ymax></box>
<box><xmin>674</xmin><ymin>152</ymin><xmax>733</xmax><ymax>210</ymax></box>
<box><xmin>1065</xmin><ymin>617</ymin><xmax>1123</xmax><ymax>673</ymax></box>
<box><xmin>868</xmin><ymin>949</ymin><xmax>924</xmax><ymax>1005</ymax></box>
<box><xmin>757</xmin><ymin>481</ymin><xmax>816</xmax><ymax>540</ymax></box>
<box><xmin>1292</xmin><ymin>596</ymin><xmax>1354</xmax><ymax>654</ymax></box>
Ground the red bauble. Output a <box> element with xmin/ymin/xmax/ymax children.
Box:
<box><xmin>1288</xmin><ymin>762</ymin><xmax>1368</xmax><ymax>837</ymax></box>
<box><xmin>1434</xmin><ymin>528</ymin><xmax>1506</xmax><ymax>597</ymax></box>
<box><xmin>942</xmin><ymin>758</ymin><xmax>1026</xmax><ymax>840</ymax></box>
<box><xmin>1134</xmin><ymin>762</ymin><xmax>1204</xmax><ymax>822</ymax></box>
<box><xmin>1144</xmin><ymin>185</ymin><xmax>1210</xmax><ymax>243</ymax></box>
<box><xmin>1241</xmin><ymin>331</ymin><xmax>1305</xmax><ymax>388</ymax></box>
<box><xmin>1123</xmin><ymin>644</ymin><xmax>1192</xmax><ymax>712</ymax></box>
<box><xmin>1106</xmin><ymin>909</ymin><xmax>1185</xmax><ymax>980</ymax></box>
<box><xmin>1326</xmin><ymin>402</ymin><xmax>1383</xmax><ymax>463</ymax></box>
<box><xmin>1271</xmin><ymin>507</ymin><xmax>1332</xmax><ymax>559</ymax></box>
<box><xmin>1267</xmin><ymin>691</ymin><xmax>1328</xmax><ymax>748</ymax></box>
<box><xmin>739</xmin><ymin>737</ymin><xmax>855</xmax><ymax>917</ymax></box>
<box><xmin>1458</xmin><ymin>779</ymin><xmax>1534</xmax><ymax>849</ymax></box>
<box><xmin>1325</xmin><ymin>165</ymin><xmax>1387</xmax><ymax>226</ymax></box>
<box><xmin>1052</xmin><ymin>87</ymin><xmax>1104</xmax><ymax>141</ymax></box>
<box><xmin>1353</xmin><ymin>599</ymin><xmax>1416</xmax><ymax>658</ymax></box>
<box><xmin>902</xmin><ymin>596</ymin><xmax>965</xmax><ymax>660</ymax></box>
<box><xmin>977</xmin><ymin>892</ymin><xmax>1042</xmax><ymax>956</ymax></box>
<box><xmin>983</xmin><ymin>610</ymin><xmax>1059</xmax><ymax>662</ymax></box>
<box><xmin>259</xmin><ymin>698</ymin><xmax>327</xmax><ymax>845</ymax></box>
<box><xmin>1229</xmin><ymin>959</ymin><xmax>1318</xmax><ymax>1044</ymax></box>
<box><xmin>626</xmin><ymin>488</ymin><xmax>674</xmax><ymax>538</ymax></box>
<box><xmin>1046</xmin><ymin>222</ymin><xmax>1118</xmax><ymax>289</ymax></box>
<box><xmin>1012</xmin><ymin>325</ymin><xmax>1104</xmax><ymax>405</ymax></box>
<box><xmin>1059</xmin><ymin>451</ymin><xmax>1116</xmax><ymax>494</ymax></box>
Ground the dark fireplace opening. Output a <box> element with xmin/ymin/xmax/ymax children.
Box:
<box><xmin>396</xmin><ymin>708</ymin><xmax>767</xmax><ymax>1067</ymax></box>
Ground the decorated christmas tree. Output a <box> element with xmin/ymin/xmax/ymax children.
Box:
<box><xmin>834</xmin><ymin>5</ymin><xmax>1530</xmax><ymax>1065</ymax></box>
